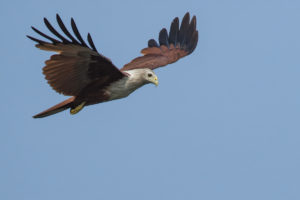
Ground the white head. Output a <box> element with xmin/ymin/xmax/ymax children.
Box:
<box><xmin>125</xmin><ymin>68</ymin><xmax>159</xmax><ymax>86</ymax></box>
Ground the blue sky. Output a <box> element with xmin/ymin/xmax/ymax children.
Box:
<box><xmin>1</xmin><ymin>0</ymin><xmax>300</xmax><ymax>199</ymax></box>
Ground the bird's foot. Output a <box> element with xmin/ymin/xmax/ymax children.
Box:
<box><xmin>70</xmin><ymin>102</ymin><xmax>86</xmax><ymax>115</ymax></box>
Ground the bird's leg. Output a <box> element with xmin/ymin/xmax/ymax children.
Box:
<box><xmin>70</xmin><ymin>101</ymin><xmax>86</xmax><ymax>115</ymax></box>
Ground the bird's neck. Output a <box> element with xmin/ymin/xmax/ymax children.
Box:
<box><xmin>107</xmin><ymin>69</ymin><xmax>148</xmax><ymax>101</ymax></box>
<box><xmin>125</xmin><ymin>69</ymin><xmax>148</xmax><ymax>90</ymax></box>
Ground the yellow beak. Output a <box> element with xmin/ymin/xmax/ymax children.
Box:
<box><xmin>153</xmin><ymin>76</ymin><xmax>159</xmax><ymax>86</ymax></box>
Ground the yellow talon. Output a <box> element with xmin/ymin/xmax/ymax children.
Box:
<box><xmin>70</xmin><ymin>102</ymin><xmax>86</xmax><ymax>115</ymax></box>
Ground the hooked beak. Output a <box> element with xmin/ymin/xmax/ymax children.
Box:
<box><xmin>153</xmin><ymin>76</ymin><xmax>159</xmax><ymax>86</ymax></box>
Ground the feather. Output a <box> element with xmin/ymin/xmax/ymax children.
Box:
<box><xmin>71</xmin><ymin>18</ymin><xmax>88</xmax><ymax>47</ymax></box>
<box><xmin>31</xmin><ymin>26</ymin><xmax>60</xmax><ymax>43</ymax></box>
<box><xmin>185</xmin><ymin>16</ymin><xmax>196</xmax><ymax>47</ymax></box>
<box><xmin>159</xmin><ymin>28</ymin><xmax>169</xmax><ymax>47</ymax></box>
<box><xmin>148</xmin><ymin>39</ymin><xmax>159</xmax><ymax>47</ymax></box>
<box><xmin>33</xmin><ymin>97</ymin><xmax>75</xmax><ymax>118</ymax></box>
<box><xmin>44</xmin><ymin>17</ymin><xmax>69</xmax><ymax>43</ymax></box>
<box><xmin>169</xmin><ymin>17</ymin><xmax>179</xmax><ymax>46</ymax></box>
<box><xmin>56</xmin><ymin>14</ymin><xmax>79</xmax><ymax>44</ymax></box>
<box><xmin>26</xmin><ymin>35</ymin><xmax>48</xmax><ymax>44</ymax></box>
<box><xmin>188</xmin><ymin>30</ymin><xmax>198</xmax><ymax>53</ymax></box>
<box><xmin>178</xmin><ymin>12</ymin><xmax>190</xmax><ymax>47</ymax></box>
<box><xmin>87</xmin><ymin>33</ymin><xmax>97</xmax><ymax>52</ymax></box>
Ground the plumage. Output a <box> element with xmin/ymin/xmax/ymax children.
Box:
<box><xmin>148</xmin><ymin>39</ymin><xmax>159</xmax><ymax>47</ymax></box>
<box><xmin>44</xmin><ymin>17</ymin><xmax>70</xmax><ymax>43</ymax></box>
<box><xmin>178</xmin><ymin>12</ymin><xmax>190</xmax><ymax>46</ymax></box>
<box><xmin>28</xmin><ymin>12</ymin><xmax>198</xmax><ymax>118</ymax></box>
<box><xmin>121</xmin><ymin>12</ymin><xmax>198</xmax><ymax>71</ymax></box>
<box><xmin>159</xmin><ymin>28</ymin><xmax>169</xmax><ymax>47</ymax></box>
<box><xmin>71</xmin><ymin>18</ymin><xmax>88</xmax><ymax>47</ymax></box>
<box><xmin>169</xmin><ymin>17</ymin><xmax>179</xmax><ymax>45</ymax></box>
<box><xmin>56</xmin><ymin>14</ymin><xmax>80</xmax><ymax>45</ymax></box>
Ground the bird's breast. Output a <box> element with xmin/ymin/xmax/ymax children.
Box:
<box><xmin>106</xmin><ymin>76</ymin><xmax>145</xmax><ymax>100</ymax></box>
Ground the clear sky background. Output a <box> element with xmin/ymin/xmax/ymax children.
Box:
<box><xmin>1</xmin><ymin>0</ymin><xmax>300</xmax><ymax>199</ymax></box>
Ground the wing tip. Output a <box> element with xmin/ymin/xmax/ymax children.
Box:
<box><xmin>147</xmin><ymin>12</ymin><xmax>198</xmax><ymax>54</ymax></box>
<box><xmin>148</xmin><ymin>39</ymin><xmax>159</xmax><ymax>47</ymax></box>
<box><xmin>28</xmin><ymin>15</ymin><xmax>97</xmax><ymax>51</ymax></box>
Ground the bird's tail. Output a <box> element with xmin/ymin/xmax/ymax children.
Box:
<box><xmin>33</xmin><ymin>97</ymin><xmax>75</xmax><ymax>118</ymax></box>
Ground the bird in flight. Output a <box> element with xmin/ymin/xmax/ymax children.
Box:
<box><xmin>28</xmin><ymin>12</ymin><xmax>198</xmax><ymax>118</ymax></box>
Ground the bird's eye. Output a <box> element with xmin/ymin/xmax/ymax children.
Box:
<box><xmin>148</xmin><ymin>73</ymin><xmax>152</xmax><ymax>77</ymax></box>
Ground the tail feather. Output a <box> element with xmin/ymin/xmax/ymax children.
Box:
<box><xmin>33</xmin><ymin>97</ymin><xmax>75</xmax><ymax>118</ymax></box>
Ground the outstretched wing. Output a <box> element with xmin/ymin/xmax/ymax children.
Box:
<box><xmin>121</xmin><ymin>12</ymin><xmax>198</xmax><ymax>71</ymax></box>
<box><xmin>28</xmin><ymin>14</ymin><xmax>125</xmax><ymax>96</ymax></box>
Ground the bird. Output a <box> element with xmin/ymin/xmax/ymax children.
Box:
<box><xmin>28</xmin><ymin>12</ymin><xmax>198</xmax><ymax>118</ymax></box>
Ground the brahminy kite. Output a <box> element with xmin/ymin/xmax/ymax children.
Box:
<box><xmin>28</xmin><ymin>12</ymin><xmax>198</xmax><ymax>118</ymax></box>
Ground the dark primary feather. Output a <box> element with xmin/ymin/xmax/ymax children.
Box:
<box><xmin>28</xmin><ymin>14</ymin><xmax>125</xmax><ymax>96</ymax></box>
<box><xmin>169</xmin><ymin>17</ymin><xmax>179</xmax><ymax>45</ymax></box>
<box><xmin>178</xmin><ymin>12</ymin><xmax>190</xmax><ymax>46</ymax></box>
<box><xmin>188</xmin><ymin>29</ymin><xmax>198</xmax><ymax>53</ymax></box>
<box><xmin>148</xmin><ymin>39</ymin><xmax>159</xmax><ymax>47</ymax></box>
<box><xmin>27</xmin><ymin>35</ymin><xmax>47</xmax><ymax>44</ymax></box>
<box><xmin>121</xmin><ymin>12</ymin><xmax>198</xmax><ymax>71</ymax></box>
<box><xmin>28</xmin><ymin>14</ymin><xmax>101</xmax><ymax>51</ymax></box>
<box><xmin>44</xmin><ymin>17</ymin><xmax>70</xmax><ymax>43</ymax></box>
<box><xmin>56</xmin><ymin>14</ymin><xmax>80</xmax><ymax>44</ymax></box>
<box><xmin>185</xmin><ymin>16</ymin><xmax>196</xmax><ymax>47</ymax></box>
<box><xmin>71</xmin><ymin>18</ymin><xmax>88</xmax><ymax>47</ymax></box>
<box><xmin>87</xmin><ymin>33</ymin><xmax>97</xmax><ymax>52</ymax></box>
<box><xmin>159</xmin><ymin>28</ymin><xmax>169</xmax><ymax>47</ymax></box>
<box><xmin>30</xmin><ymin>26</ymin><xmax>60</xmax><ymax>44</ymax></box>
